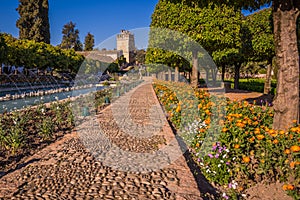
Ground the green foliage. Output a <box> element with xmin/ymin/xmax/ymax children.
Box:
<box><xmin>0</xmin><ymin>33</ymin><xmax>84</xmax><ymax>73</ymax></box>
<box><xmin>228</xmin><ymin>78</ymin><xmax>277</xmax><ymax>95</ymax></box>
<box><xmin>84</xmin><ymin>32</ymin><xmax>95</xmax><ymax>51</ymax></box>
<box><xmin>146</xmin><ymin>0</ymin><xmax>242</xmax><ymax>73</ymax></box>
<box><xmin>134</xmin><ymin>49</ymin><xmax>146</xmax><ymax>64</ymax></box>
<box><xmin>60</xmin><ymin>21</ymin><xmax>83</xmax><ymax>51</ymax></box>
<box><xmin>37</xmin><ymin>116</ymin><xmax>54</xmax><ymax>140</ymax></box>
<box><xmin>244</xmin><ymin>8</ymin><xmax>274</xmax><ymax>62</ymax></box>
<box><xmin>16</xmin><ymin>0</ymin><xmax>50</xmax><ymax>44</ymax></box>
<box><xmin>0</xmin><ymin>34</ymin><xmax>7</xmax><ymax>65</ymax></box>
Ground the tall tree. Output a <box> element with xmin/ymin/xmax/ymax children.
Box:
<box><xmin>60</xmin><ymin>21</ymin><xmax>83</xmax><ymax>51</ymax></box>
<box><xmin>203</xmin><ymin>0</ymin><xmax>299</xmax><ymax>130</ymax></box>
<box><xmin>84</xmin><ymin>32</ymin><xmax>95</xmax><ymax>51</ymax></box>
<box><xmin>16</xmin><ymin>0</ymin><xmax>50</xmax><ymax>44</ymax></box>
<box><xmin>0</xmin><ymin>34</ymin><xmax>8</xmax><ymax>74</ymax></box>
<box><xmin>245</xmin><ymin>8</ymin><xmax>275</xmax><ymax>94</ymax></box>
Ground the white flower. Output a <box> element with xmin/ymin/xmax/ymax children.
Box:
<box><xmin>233</xmin><ymin>157</ymin><xmax>236</xmax><ymax>161</ymax></box>
<box><xmin>220</xmin><ymin>160</ymin><xmax>224</xmax><ymax>163</ymax></box>
<box><xmin>218</xmin><ymin>164</ymin><xmax>221</xmax><ymax>167</ymax></box>
<box><xmin>212</xmin><ymin>171</ymin><xmax>216</xmax><ymax>174</ymax></box>
<box><xmin>223</xmin><ymin>154</ymin><xmax>227</xmax><ymax>158</ymax></box>
<box><xmin>206</xmin><ymin>169</ymin><xmax>211</xmax><ymax>173</ymax></box>
<box><xmin>232</xmin><ymin>184</ymin><xmax>237</xmax><ymax>189</ymax></box>
<box><xmin>225</xmin><ymin>149</ymin><xmax>230</xmax><ymax>153</ymax></box>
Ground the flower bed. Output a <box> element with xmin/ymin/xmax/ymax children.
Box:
<box><xmin>153</xmin><ymin>80</ymin><xmax>300</xmax><ymax>199</ymax></box>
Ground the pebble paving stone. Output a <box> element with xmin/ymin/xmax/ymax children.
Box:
<box><xmin>0</xmin><ymin>77</ymin><xmax>202</xmax><ymax>199</ymax></box>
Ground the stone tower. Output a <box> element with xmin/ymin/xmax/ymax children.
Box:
<box><xmin>116</xmin><ymin>30</ymin><xmax>135</xmax><ymax>63</ymax></box>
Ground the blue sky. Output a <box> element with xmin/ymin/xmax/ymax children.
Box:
<box><xmin>0</xmin><ymin>0</ymin><xmax>270</xmax><ymax>49</ymax></box>
<box><xmin>0</xmin><ymin>0</ymin><xmax>159</xmax><ymax>47</ymax></box>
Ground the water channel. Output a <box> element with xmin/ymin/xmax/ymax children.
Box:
<box><xmin>0</xmin><ymin>86</ymin><xmax>104</xmax><ymax>113</ymax></box>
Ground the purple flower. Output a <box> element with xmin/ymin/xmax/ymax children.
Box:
<box><xmin>212</xmin><ymin>145</ymin><xmax>217</xmax><ymax>151</ymax></box>
<box><xmin>208</xmin><ymin>154</ymin><xmax>213</xmax><ymax>158</ymax></box>
<box><xmin>226</xmin><ymin>162</ymin><xmax>230</xmax><ymax>165</ymax></box>
<box><xmin>197</xmin><ymin>158</ymin><xmax>201</xmax><ymax>162</ymax></box>
<box><xmin>218</xmin><ymin>147</ymin><xmax>223</xmax><ymax>153</ymax></box>
<box><xmin>228</xmin><ymin>183</ymin><xmax>232</xmax><ymax>188</ymax></box>
<box><xmin>215</xmin><ymin>153</ymin><xmax>219</xmax><ymax>158</ymax></box>
<box><xmin>217</xmin><ymin>142</ymin><xmax>221</xmax><ymax>146</ymax></box>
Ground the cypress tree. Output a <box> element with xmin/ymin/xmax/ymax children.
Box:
<box><xmin>16</xmin><ymin>0</ymin><xmax>50</xmax><ymax>44</ymax></box>
<box><xmin>60</xmin><ymin>21</ymin><xmax>83</xmax><ymax>51</ymax></box>
<box><xmin>84</xmin><ymin>32</ymin><xmax>95</xmax><ymax>51</ymax></box>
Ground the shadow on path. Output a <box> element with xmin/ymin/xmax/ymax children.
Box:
<box><xmin>0</xmin><ymin>158</ymin><xmax>40</xmax><ymax>179</ymax></box>
<box><xmin>168</xmin><ymin>121</ymin><xmax>220</xmax><ymax>200</ymax></box>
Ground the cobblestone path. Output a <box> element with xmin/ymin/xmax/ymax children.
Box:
<box><xmin>0</xmin><ymin>78</ymin><xmax>204</xmax><ymax>199</ymax></box>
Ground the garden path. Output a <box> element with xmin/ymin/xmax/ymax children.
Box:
<box><xmin>0</xmin><ymin>78</ymin><xmax>217</xmax><ymax>199</ymax></box>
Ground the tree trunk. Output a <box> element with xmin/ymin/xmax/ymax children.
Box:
<box><xmin>221</xmin><ymin>63</ymin><xmax>225</xmax><ymax>81</ymax></box>
<box><xmin>273</xmin><ymin>1</ymin><xmax>300</xmax><ymax>130</ymax></box>
<box><xmin>212</xmin><ymin>68</ymin><xmax>217</xmax><ymax>86</ymax></box>
<box><xmin>168</xmin><ymin>68</ymin><xmax>172</xmax><ymax>81</ymax></box>
<box><xmin>175</xmin><ymin>66</ymin><xmax>179</xmax><ymax>82</ymax></box>
<box><xmin>264</xmin><ymin>61</ymin><xmax>273</xmax><ymax>94</ymax></box>
<box><xmin>191</xmin><ymin>50</ymin><xmax>199</xmax><ymax>87</ymax></box>
<box><xmin>234</xmin><ymin>64</ymin><xmax>240</xmax><ymax>90</ymax></box>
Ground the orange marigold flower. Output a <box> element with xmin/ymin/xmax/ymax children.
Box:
<box><xmin>290</xmin><ymin>162</ymin><xmax>296</xmax><ymax>169</ymax></box>
<box><xmin>196</xmin><ymin>143</ymin><xmax>200</xmax><ymax>147</ymax></box>
<box><xmin>256</xmin><ymin>135</ymin><xmax>265</xmax><ymax>140</ymax></box>
<box><xmin>222</xmin><ymin>127</ymin><xmax>227</xmax><ymax>132</ymax></box>
<box><xmin>273</xmin><ymin>139</ymin><xmax>279</xmax><ymax>144</ymax></box>
<box><xmin>175</xmin><ymin>105</ymin><xmax>181</xmax><ymax>113</ymax></box>
<box><xmin>292</xmin><ymin>119</ymin><xmax>297</xmax><ymax>124</ymax></box>
<box><xmin>249</xmin><ymin>137</ymin><xmax>255</xmax><ymax>142</ymax></box>
<box><xmin>234</xmin><ymin>144</ymin><xmax>240</xmax><ymax>149</ymax></box>
<box><xmin>279</xmin><ymin>130</ymin><xmax>285</xmax><ymax>135</ymax></box>
<box><xmin>198</xmin><ymin>104</ymin><xmax>202</xmax><ymax>109</ymax></box>
<box><xmin>199</xmin><ymin>128</ymin><xmax>205</xmax><ymax>133</ymax></box>
<box><xmin>290</xmin><ymin>127</ymin><xmax>297</xmax><ymax>132</ymax></box>
<box><xmin>284</xmin><ymin>149</ymin><xmax>291</xmax><ymax>154</ymax></box>
<box><xmin>282</xmin><ymin>184</ymin><xmax>288</xmax><ymax>191</ymax></box>
<box><xmin>243</xmin><ymin>156</ymin><xmax>250</xmax><ymax>163</ymax></box>
<box><xmin>287</xmin><ymin>184</ymin><xmax>295</xmax><ymax>190</ymax></box>
<box><xmin>205</xmin><ymin>118</ymin><xmax>211</xmax><ymax>125</ymax></box>
<box><xmin>269</xmin><ymin>129</ymin><xmax>275</xmax><ymax>134</ymax></box>
<box><xmin>290</xmin><ymin>145</ymin><xmax>300</xmax><ymax>152</ymax></box>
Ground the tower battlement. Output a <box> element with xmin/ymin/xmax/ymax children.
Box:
<box><xmin>116</xmin><ymin>30</ymin><xmax>135</xmax><ymax>63</ymax></box>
